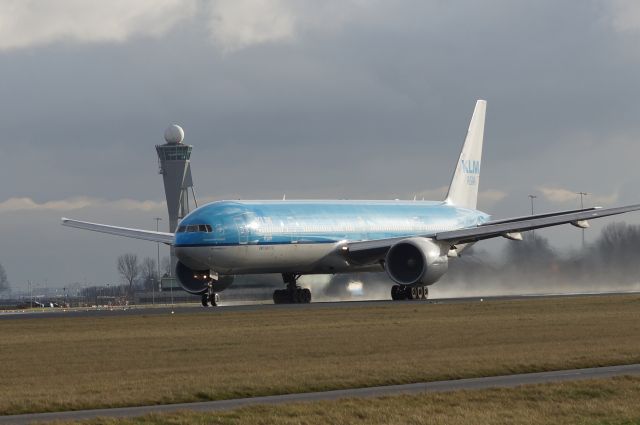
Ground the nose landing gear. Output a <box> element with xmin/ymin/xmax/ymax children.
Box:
<box><xmin>201</xmin><ymin>281</ymin><xmax>220</xmax><ymax>307</ymax></box>
<box><xmin>273</xmin><ymin>273</ymin><xmax>312</xmax><ymax>304</ymax></box>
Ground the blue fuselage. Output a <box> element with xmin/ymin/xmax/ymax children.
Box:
<box><xmin>173</xmin><ymin>200</ymin><xmax>490</xmax><ymax>275</ymax></box>
<box><xmin>176</xmin><ymin>200</ymin><xmax>489</xmax><ymax>247</ymax></box>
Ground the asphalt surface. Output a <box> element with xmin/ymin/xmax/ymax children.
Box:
<box><xmin>2</xmin><ymin>291</ymin><xmax>639</xmax><ymax>320</ymax></box>
<box><xmin>1</xmin><ymin>364</ymin><xmax>639</xmax><ymax>424</ymax></box>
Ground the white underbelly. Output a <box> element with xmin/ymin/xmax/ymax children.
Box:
<box><xmin>177</xmin><ymin>243</ymin><xmax>381</xmax><ymax>275</ymax></box>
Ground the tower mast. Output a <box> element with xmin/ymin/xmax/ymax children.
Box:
<box><xmin>155</xmin><ymin>124</ymin><xmax>195</xmax><ymax>275</ymax></box>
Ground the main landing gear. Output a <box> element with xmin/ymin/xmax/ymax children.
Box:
<box><xmin>273</xmin><ymin>273</ymin><xmax>312</xmax><ymax>304</ymax></box>
<box><xmin>391</xmin><ymin>284</ymin><xmax>429</xmax><ymax>301</ymax></box>
<box><xmin>201</xmin><ymin>282</ymin><xmax>220</xmax><ymax>307</ymax></box>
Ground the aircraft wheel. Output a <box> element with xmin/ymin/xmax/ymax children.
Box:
<box><xmin>273</xmin><ymin>289</ymin><xmax>285</xmax><ymax>304</ymax></box>
<box><xmin>391</xmin><ymin>285</ymin><xmax>400</xmax><ymax>300</ymax></box>
<box><xmin>303</xmin><ymin>288</ymin><xmax>312</xmax><ymax>303</ymax></box>
<box><xmin>424</xmin><ymin>287</ymin><xmax>429</xmax><ymax>300</ymax></box>
<box><xmin>409</xmin><ymin>286</ymin><xmax>417</xmax><ymax>300</ymax></box>
<box><xmin>295</xmin><ymin>288</ymin><xmax>304</xmax><ymax>303</ymax></box>
<box><xmin>274</xmin><ymin>287</ymin><xmax>311</xmax><ymax>304</ymax></box>
<box><xmin>417</xmin><ymin>286</ymin><xmax>424</xmax><ymax>299</ymax></box>
<box><xmin>399</xmin><ymin>285</ymin><xmax>410</xmax><ymax>300</ymax></box>
<box><xmin>201</xmin><ymin>294</ymin><xmax>209</xmax><ymax>307</ymax></box>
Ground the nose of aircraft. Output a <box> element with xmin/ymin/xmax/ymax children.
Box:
<box><xmin>174</xmin><ymin>246</ymin><xmax>209</xmax><ymax>271</ymax></box>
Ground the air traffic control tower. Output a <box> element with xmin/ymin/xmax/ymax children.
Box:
<box><xmin>156</xmin><ymin>125</ymin><xmax>197</xmax><ymax>274</ymax></box>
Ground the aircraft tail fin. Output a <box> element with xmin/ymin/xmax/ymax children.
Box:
<box><xmin>444</xmin><ymin>99</ymin><xmax>486</xmax><ymax>209</ymax></box>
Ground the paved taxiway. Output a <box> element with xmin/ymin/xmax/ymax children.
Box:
<box><xmin>1</xmin><ymin>291</ymin><xmax>638</xmax><ymax>321</ymax></box>
<box><xmin>1</xmin><ymin>364</ymin><xmax>638</xmax><ymax>424</ymax></box>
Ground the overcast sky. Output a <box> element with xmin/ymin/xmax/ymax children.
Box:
<box><xmin>2</xmin><ymin>0</ymin><xmax>640</xmax><ymax>291</ymax></box>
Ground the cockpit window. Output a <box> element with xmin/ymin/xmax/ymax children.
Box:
<box><xmin>177</xmin><ymin>224</ymin><xmax>213</xmax><ymax>233</ymax></box>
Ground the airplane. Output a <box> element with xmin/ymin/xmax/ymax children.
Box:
<box><xmin>62</xmin><ymin>100</ymin><xmax>640</xmax><ymax>306</ymax></box>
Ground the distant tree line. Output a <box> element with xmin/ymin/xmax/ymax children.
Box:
<box><xmin>439</xmin><ymin>221</ymin><xmax>640</xmax><ymax>293</ymax></box>
<box><xmin>115</xmin><ymin>254</ymin><xmax>173</xmax><ymax>298</ymax></box>
<box><xmin>79</xmin><ymin>284</ymin><xmax>129</xmax><ymax>300</ymax></box>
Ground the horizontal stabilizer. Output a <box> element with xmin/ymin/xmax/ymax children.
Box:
<box><xmin>61</xmin><ymin>218</ymin><xmax>174</xmax><ymax>245</ymax></box>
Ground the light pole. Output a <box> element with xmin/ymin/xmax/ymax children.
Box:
<box><xmin>154</xmin><ymin>217</ymin><xmax>162</xmax><ymax>306</ymax></box>
<box><xmin>28</xmin><ymin>280</ymin><xmax>32</xmax><ymax>308</ymax></box>
<box><xmin>528</xmin><ymin>194</ymin><xmax>537</xmax><ymax>239</ymax></box>
<box><xmin>576</xmin><ymin>192</ymin><xmax>589</xmax><ymax>249</ymax></box>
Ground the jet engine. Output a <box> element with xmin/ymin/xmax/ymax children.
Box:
<box><xmin>175</xmin><ymin>261</ymin><xmax>234</xmax><ymax>294</ymax></box>
<box><xmin>384</xmin><ymin>237</ymin><xmax>448</xmax><ymax>286</ymax></box>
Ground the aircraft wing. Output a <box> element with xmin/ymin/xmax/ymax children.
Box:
<box><xmin>479</xmin><ymin>207</ymin><xmax>598</xmax><ymax>226</ymax></box>
<box><xmin>436</xmin><ymin>204</ymin><xmax>640</xmax><ymax>244</ymax></box>
<box><xmin>61</xmin><ymin>218</ymin><xmax>174</xmax><ymax>245</ymax></box>
<box><xmin>345</xmin><ymin>204</ymin><xmax>640</xmax><ymax>263</ymax></box>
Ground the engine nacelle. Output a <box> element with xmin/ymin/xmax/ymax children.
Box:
<box><xmin>385</xmin><ymin>237</ymin><xmax>448</xmax><ymax>286</ymax></box>
<box><xmin>175</xmin><ymin>261</ymin><xmax>234</xmax><ymax>294</ymax></box>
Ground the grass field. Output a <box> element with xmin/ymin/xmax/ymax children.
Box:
<box><xmin>57</xmin><ymin>376</ymin><xmax>640</xmax><ymax>425</ymax></box>
<box><xmin>1</xmin><ymin>295</ymin><xmax>640</xmax><ymax>415</ymax></box>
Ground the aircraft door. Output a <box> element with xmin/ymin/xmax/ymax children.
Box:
<box><xmin>234</xmin><ymin>216</ymin><xmax>249</xmax><ymax>245</ymax></box>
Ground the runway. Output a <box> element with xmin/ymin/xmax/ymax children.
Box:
<box><xmin>1</xmin><ymin>363</ymin><xmax>638</xmax><ymax>424</ymax></box>
<box><xmin>1</xmin><ymin>291</ymin><xmax>639</xmax><ymax>321</ymax></box>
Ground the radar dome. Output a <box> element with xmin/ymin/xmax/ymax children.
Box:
<box><xmin>164</xmin><ymin>124</ymin><xmax>184</xmax><ymax>144</ymax></box>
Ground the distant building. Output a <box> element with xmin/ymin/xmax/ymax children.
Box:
<box><xmin>156</xmin><ymin>124</ymin><xmax>197</xmax><ymax>275</ymax></box>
